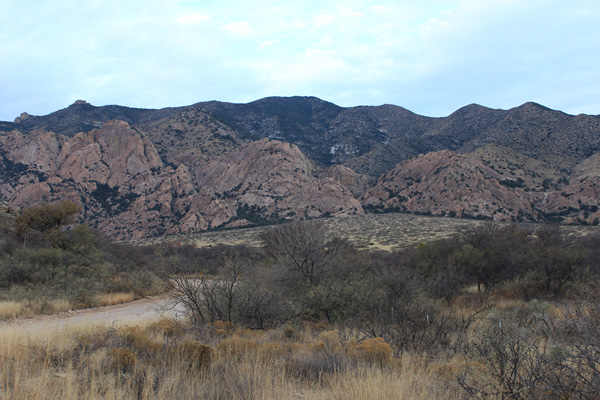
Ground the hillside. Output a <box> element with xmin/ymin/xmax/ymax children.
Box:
<box><xmin>1</xmin><ymin>97</ymin><xmax>599</xmax><ymax>238</ymax></box>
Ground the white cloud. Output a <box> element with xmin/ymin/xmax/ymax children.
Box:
<box><xmin>0</xmin><ymin>0</ymin><xmax>599</xmax><ymax>119</ymax></box>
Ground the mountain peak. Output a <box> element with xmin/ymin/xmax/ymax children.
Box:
<box><xmin>450</xmin><ymin>103</ymin><xmax>495</xmax><ymax>116</ymax></box>
<box><xmin>513</xmin><ymin>102</ymin><xmax>556</xmax><ymax>113</ymax></box>
<box><xmin>71</xmin><ymin>100</ymin><xmax>92</xmax><ymax>106</ymax></box>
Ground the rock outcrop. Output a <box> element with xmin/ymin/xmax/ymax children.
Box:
<box><xmin>194</xmin><ymin>138</ymin><xmax>364</xmax><ymax>221</ymax></box>
<box><xmin>538</xmin><ymin>176</ymin><xmax>600</xmax><ymax>224</ymax></box>
<box><xmin>0</xmin><ymin>201</ymin><xmax>20</xmax><ymax>215</ymax></box>
<box><xmin>1</xmin><ymin>96</ymin><xmax>599</xmax><ymax>239</ymax></box>
<box><xmin>362</xmin><ymin>150</ymin><xmax>536</xmax><ymax>221</ymax></box>
<box><xmin>0</xmin><ymin>124</ymin><xmax>363</xmax><ymax>239</ymax></box>
<box><xmin>0</xmin><ymin>120</ymin><xmax>187</xmax><ymax>238</ymax></box>
<box><xmin>14</xmin><ymin>112</ymin><xmax>31</xmax><ymax>124</ymax></box>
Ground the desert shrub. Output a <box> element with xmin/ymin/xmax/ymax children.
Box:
<box><xmin>148</xmin><ymin>318</ymin><xmax>185</xmax><ymax>338</ymax></box>
<box><xmin>98</xmin><ymin>237</ymin><xmax>158</xmax><ymax>273</ymax></box>
<box><xmin>310</xmin><ymin>321</ymin><xmax>330</xmax><ymax>331</ymax></box>
<box><xmin>350</xmin><ymin>337</ymin><xmax>393</xmax><ymax>367</ymax></box>
<box><xmin>293</xmin><ymin>250</ymin><xmax>381</xmax><ymax>325</ymax></box>
<box><xmin>540</xmin><ymin>287</ymin><xmax>600</xmax><ymax>399</ymax></box>
<box><xmin>0</xmin><ymin>206</ymin><xmax>167</xmax><ymax>310</ymax></box>
<box><xmin>75</xmin><ymin>327</ymin><xmax>123</xmax><ymax>354</ymax></box>
<box><xmin>109</xmin><ymin>347</ymin><xmax>137</xmax><ymax>372</ymax></box>
<box><xmin>316</xmin><ymin>330</ymin><xmax>343</xmax><ymax>352</ymax></box>
<box><xmin>359</xmin><ymin>300</ymin><xmax>453</xmax><ymax>355</ymax></box>
<box><xmin>459</xmin><ymin>223</ymin><xmax>531</xmax><ymax>291</ymax></box>
<box><xmin>212</xmin><ymin>320</ymin><xmax>236</xmax><ymax>336</ymax></box>
<box><xmin>457</xmin><ymin>320</ymin><xmax>550</xmax><ymax>399</ymax></box>
<box><xmin>174</xmin><ymin>341</ymin><xmax>212</xmax><ymax>370</ymax></box>
<box><xmin>457</xmin><ymin>292</ymin><xmax>600</xmax><ymax>400</ymax></box>
<box><xmin>351</xmin><ymin>263</ymin><xmax>455</xmax><ymax>355</ymax></box>
<box><xmin>260</xmin><ymin>219</ymin><xmax>350</xmax><ymax>286</ymax></box>
<box><xmin>15</xmin><ymin>200</ymin><xmax>79</xmax><ymax>248</ymax></box>
<box><xmin>168</xmin><ymin>253</ymin><xmax>294</xmax><ymax>329</ymax></box>
<box><xmin>409</xmin><ymin>238</ymin><xmax>469</xmax><ymax>300</ymax></box>
<box><xmin>233</xmin><ymin>278</ymin><xmax>296</xmax><ymax>329</ymax></box>
<box><xmin>282</xmin><ymin>325</ymin><xmax>299</xmax><ymax>341</ymax></box>
<box><xmin>117</xmin><ymin>269</ymin><xmax>165</xmax><ymax>296</ymax></box>
<box><xmin>517</xmin><ymin>226</ymin><xmax>586</xmax><ymax>298</ymax></box>
<box><xmin>215</xmin><ymin>336</ymin><xmax>259</xmax><ymax>359</ymax></box>
<box><xmin>155</xmin><ymin>241</ymin><xmax>264</xmax><ymax>276</ymax></box>
<box><xmin>118</xmin><ymin>326</ymin><xmax>161</xmax><ymax>356</ymax></box>
<box><xmin>285</xmin><ymin>349</ymin><xmax>348</xmax><ymax>381</ymax></box>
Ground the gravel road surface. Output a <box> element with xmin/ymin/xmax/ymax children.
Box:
<box><xmin>0</xmin><ymin>297</ymin><xmax>184</xmax><ymax>336</ymax></box>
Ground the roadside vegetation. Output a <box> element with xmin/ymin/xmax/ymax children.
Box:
<box><xmin>2</xmin><ymin>204</ymin><xmax>600</xmax><ymax>398</ymax></box>
<box><xmin>0</xmin><ymin>201</ymin><xmax>165</xmax><ymax>319</ymax></box>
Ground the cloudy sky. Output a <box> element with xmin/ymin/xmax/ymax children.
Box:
<box><xmin>1</xmin><ymin>0</ymin><xmax>599</xmax><ymax>121</ymax></box>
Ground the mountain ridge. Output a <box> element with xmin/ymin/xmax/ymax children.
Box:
<box><xmin>2</xmin><ymin>96</ymin><xmax>600</xmax><ymax>239</ymax></box>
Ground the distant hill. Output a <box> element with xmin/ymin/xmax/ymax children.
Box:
<box><xmin>1</xmin><ymin>97</ymin><xmax>599</xmax><ymax>239</ymax></box>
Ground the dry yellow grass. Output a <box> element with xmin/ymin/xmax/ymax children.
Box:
<box><xmin>3</xmin><ymin>297</ymin><xmax>583</xmax><ymax>400</ymax></box>
<box><xmin>0</xmin><ymin>300</ymin><xmax>28</xmax><ymax>320</ymax></box>
<box><xmin>0</xmin><ymin>293</ymin><xmax>139</xmax><ymax>321</ymax></box>
<box><xmin>97</xmin><ymin>292</ymin><xmax>135</xmax><ymax>307</ymax></box>
<box><xmin>0</xmin><ymin>299</ymin><xmax>72</xmax><ymax>321</ymax></box>
<box><xmin>0</xmin><ymin>319</ymin><xmax>461</xmax><ymax>400</ymax></box>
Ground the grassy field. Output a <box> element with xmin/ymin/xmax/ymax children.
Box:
<box><xmin>0</xmin><ymin>317</ymin><xmax>458</xmax><ymax>400</ymax></box>
<box><xmin>3</xmin><ymin>292</ymin><xmax>597</xmax><ymax>399</ymax></box>
<box><xmin>131</xmin><ymin>212</ymin><xmax>597</xmax><ymax>250</ymax></box>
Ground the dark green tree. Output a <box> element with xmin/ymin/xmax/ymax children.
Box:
<box><xmin>15</xmin><ymin>200</ymin><xmax>80</xmax><ymax>248</ymax></box>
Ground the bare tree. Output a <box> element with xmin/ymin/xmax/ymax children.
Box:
<box><xmin>164</xmin><ymin>251</ymin><xmax>247</xmax><ymax>324</ymax></box>
<box><xmin>260</xmin><ymin>220</ymin><xmax>347</xmax><ymax>285</ymax></box>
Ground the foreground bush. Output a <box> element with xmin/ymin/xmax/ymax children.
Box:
<box><xmin>0</xmin><ymin>203</ymin><xmax>166</xmax><ymax>317</ymax></box>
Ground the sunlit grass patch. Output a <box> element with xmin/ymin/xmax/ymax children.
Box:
<box><xmin>0</xmin><ymin>299</ymin><xmax>72</xmax><ymax>321</ymax></box>
<box><xmin>97</xmin><ymin>292</ymin><xmax>135</xmax><ymax>307</ymax></box>
<box><xmin>0</xmin><ymin>300</ymin><xmax>29</xmax><ymax>320</ymax></box>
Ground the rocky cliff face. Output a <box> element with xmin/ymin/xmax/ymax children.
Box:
<box><xmin>539</xmin><ymin>176</ymin><xmax>600</xmax><ymax>225</ymax></box>
<box><xmin>2</xmin><ymin>96</ymin><xmax>599</xmax><ymax>239</ymax></box>
<box><xmin>0</xmin><ymin>120</ymin><xmax>182</xmax><ymax>238</ymax></box>
<box><xmin>0</xmin><ymin>121</ymin><xmax>363</xmax><ymax>239</ymax></box>
<box><xmin>194</xmin><ymin>138</ymin><xmax>363</xmax><ymax>221</ymax></box>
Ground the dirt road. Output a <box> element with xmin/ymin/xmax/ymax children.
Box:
<box><xmin>0</xmin><ymin>297</ymin><xmax>185</xmax><ymax>336</ymax></box>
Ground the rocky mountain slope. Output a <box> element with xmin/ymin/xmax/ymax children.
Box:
<box><xmin>1</xmin><ymin>97</ymin><xmax>599</xmax><ymax>239</ymax></box>
<box><xmin>362</xmin><ymin>150</ymin><xmax>536</xmax><ymax>220</ymax></box>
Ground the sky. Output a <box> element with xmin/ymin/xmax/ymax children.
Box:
<box><xmin>1</xmin><ymin>0</ymin><xmax>599</xmax><ymax>121</ymax></box>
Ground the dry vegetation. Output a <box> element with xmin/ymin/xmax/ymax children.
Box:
<box><xmin>0</xmin><ymin>293</ymin><xmax>136</xmax><ymax>321</ymax></box>
<box><xmin>0</xmin><ymin>201</ymin><xmax>166</xmax><ymax>321</ymax></box>
<box><xmin>132</xmin><ymin>212</ymin><xmax>597</xmax><ymax>251</ymax></box>
<box><xmin>0</xmin><ymin>318</ymin><xmax>457</xmax><ymax>400</ymax></box>
<box><xmin>2</xmin><ymin>289</ymin><xmax>599</xmax><ymax>399</ymax></box>
<box><xmin>131</xmin><ymin>213</ymin><xmax>491</xmax><ymax>250</ymax></box>
<box><xmin>3</xmin><ymin>206</ymin><xmax>600</xmax><ymax>398</ymax></box>
<box><xmin>0</xmin><ymin>299</ymin><xmax>72</xmax><ymax>320</ymax></box>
